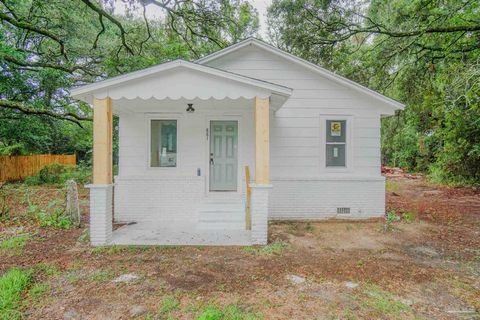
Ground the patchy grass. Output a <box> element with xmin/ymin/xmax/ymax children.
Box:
<box><xmin>88</xmin><ymin>269</ymin><xmax>116</xmax><ymax>282</ymax></box>
<box><xmin>0</xmin><ymin>234</ymin><xmax>30</xmax><ymax>256</ymax></box>
<box><xmin>401</xmin><ymin>211</ymin><xmax>416</xmax><ymax>223</ymax></box>
<box><xmin>243</xmin><ymin>240</ymin><xmax>288</xmax><ymax>256</ymax></box>
<box><xmin>157</xmin><ymin>295</ymin><xmax>180</xmax><ymax>316</ymax></box>
<box><xmin>354</xmin><ymin>284</ymin><xmax>411</xmax><ymax>318</ymax></box>
<box><xmin>196</xmin><ymin>304</ymin><xmax>261</xmax><ymax>320</ymax></box>
<box><xmin>28</xmin><ymin>283</ymin><xmax>50</xmax><ymax>302</ymax></box>
<box><xmin>305</xmin><ymin>221</ymin><xmax>314</xmax><ymax>232</ymax></box>
<box><xmin>0</xmin><ymin>268</ymin><xmax>32</xmax><ymax>320</ymax></box>
<box><xmin>385</xmin><ymin>180</ymin><xmax>399</xmax><ymax>193</ymax></box>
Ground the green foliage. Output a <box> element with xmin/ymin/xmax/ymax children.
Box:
<box><xmin>354</xmin><ymin>284</ymin><xmax>410</xmax><ymax>318</ymax></box>
<box><xmin>243</xmin><ymin>240</ymin><xmax>288</xmax><ymax>256</ymax></box>
<box><xmin>401</xmin><ymin>211</ymin><xmax>415</xmax><ymax>223</ymax></box>
<box><xmin>0</xmin><ymin>268</ymin><xmax>32</xmax><ymax>320</ymax></box>
<box><xmin>32</xmin><ymin>200</ymin><xmax>73</xmax><ymax>229</ymax></box>
<box><xmin>0</xmin><ymin>0</ymin><xmax>259</xmax><ymax>166</ymax></box>
<box><xmin>0</xmin><ymin>143</ymin><xmax>27</xmax><ymax>156</ymax></box>
<box><xmin>384</xmin><ymin>211</ymin><xmax>401</xmax><ymax>232</ymax></box>
<box><xmin>158</xmin><ymin>295</ymin><xmax>180</xmax><ymax>315</ymax></box>
<box><xmin>196</xmin><ymin>304</ymin><xmax>261</xmax><ymax>320</ymax></box>
<box><xmin>268</xmin><ymin>0</ymin><xmax>480</xmax><ymax>186</ymax></box>
<box><xmin>0</xmin><ymin>234</ymin><xmax>30</xmax><ymax>256</ymax></box>
<box><xmin>24</xmin><ymin>163</ymin><xmax>90</xmax><ymax>186</ymax></box>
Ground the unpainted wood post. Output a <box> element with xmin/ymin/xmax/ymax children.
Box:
<box><xmin>92</xmin><ymin>97</ymin><xmax>113</xmax><ymax>185</ymax></box>
<box><xmin>254</xmin><ymin>97</ymin><xmax>270</xmax><ymax>184</ymax></box>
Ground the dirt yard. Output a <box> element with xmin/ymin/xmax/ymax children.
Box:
<box><xmin>0</xmin><ymin>175</ymin><xmax>479</xmax><ymax>319</ymax></box>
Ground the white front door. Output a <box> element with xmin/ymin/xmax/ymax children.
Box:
<box><xmin>209</xmin><ymin>121</ymin><xmax>238</xmax><ymax>191</ymax></box>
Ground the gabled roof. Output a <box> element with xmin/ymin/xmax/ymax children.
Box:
<box><xmin>70</xmin><ymin>59</ymin><xmax>293</xmax><ymax>102</ymax></box>
<box><xmin>197</xmin><ymin>38</ymin><xmax>405</xmax><ymax>110</ymax></box>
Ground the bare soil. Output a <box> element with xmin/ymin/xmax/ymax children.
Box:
<box><xmin>0</xmin><ymin>176</ymin><xmax>479</xmax><ymax>319</ymax></box>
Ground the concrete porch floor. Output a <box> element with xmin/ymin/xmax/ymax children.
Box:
<box><xmin>110</xmin><ymin>221</ymin><xmax>252</xmax><ymax>246</ymax></box>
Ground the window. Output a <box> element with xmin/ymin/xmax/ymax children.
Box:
<box><xmin>151</xmin><ymin>120</ymin><xmax>177</xmax><ymax>167</ymax></box>
<box><xmin>326</xmin><ymin>120</ymin><xmax>346</xmax><ymax>167</ymax></box>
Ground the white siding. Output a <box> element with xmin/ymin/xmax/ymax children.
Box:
<box><xmin>114</xmin><ymin>45</ymin><xmax>388</xmax><ymax>224</ymax></box>
<box><xmin>204</xmin><ymin>45</ymin><xmax>386</xmax><ymax>218</ymax></box>
<box><xmin>205</xmin><ymin>45</ymin><xmax>384</xmax><ymax>179</ymax></box>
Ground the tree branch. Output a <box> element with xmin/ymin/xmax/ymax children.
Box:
<box><xmin>0</xmin><ymin>100</ymin><xmax>91</xmax><ymax>127</ymax></box>
<box><xmin>79</xmin><ymin>0</ymin><xmax>134</xmax><ymax>55</ymax></box>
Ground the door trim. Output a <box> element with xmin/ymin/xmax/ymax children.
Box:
<box><xmin>205</xmin><ymin>115</ymin><xmax>242</xmax><ymax>196</ymax></box>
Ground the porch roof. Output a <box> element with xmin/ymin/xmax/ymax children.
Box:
<box><xmin>70</xmin><ymin>59</ymin><xmax>292</xmax><ymax>108</ymax></box>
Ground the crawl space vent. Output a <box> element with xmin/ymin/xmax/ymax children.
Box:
<box><xmin>337</xmin><ymin>207</ymin><xmax>351</xmax><ymax>214</ymax></box>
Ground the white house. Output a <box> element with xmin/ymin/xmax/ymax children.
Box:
<box><xmin>71</xmin><ymin>38</ymin><xmax>404</xmax><ymax>246</ymax></box>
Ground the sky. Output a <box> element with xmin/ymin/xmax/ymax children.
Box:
<box><xmin>114</xmin><ymin>0</ymin><xmax>273</xmax><ymax>37</ymax></box>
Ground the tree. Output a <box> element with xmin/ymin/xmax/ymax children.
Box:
<box><xmin>0</xmin><ymin>0</ymin><xmax>258</xmax><ymax>156</ymax></box>
<box><xmin>268</xmin><ymin>0</ymin><xmax>480</xmax><ymax>184</ymax></box>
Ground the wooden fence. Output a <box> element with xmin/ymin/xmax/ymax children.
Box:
<box><xmin>0</xmin><ymin>154</ymin><xmax>76</xmax><ymax>182</ymax></box>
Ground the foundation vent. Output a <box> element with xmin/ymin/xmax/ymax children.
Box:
<box><xmin>337</xmin><ymin>207</ymin><xmax>351</xmax><ymax>214</ymax></box>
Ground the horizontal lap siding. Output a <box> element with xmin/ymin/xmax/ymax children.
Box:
<box><xmin>208</xmin><ymin>46</ymin><xmax>382</xmax><ymax>179</ymax></box>
<box><xmin>206</xmin><ymin>46</ymin><xmax>385</xmax><ymax>219</ymax></box>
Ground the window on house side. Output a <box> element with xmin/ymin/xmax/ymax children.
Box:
<box><xmin>326</xmin><ymin>120</ymin><xmax>346</xmax><ymax>167</ymax></box>
<box><xmin>151</xmin><ymin>120</ymin><xmax>177</xmax><ymax>167</ymax></box>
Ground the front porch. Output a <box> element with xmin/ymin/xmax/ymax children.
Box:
<box><xmin>71</xmin><ymin>60</ymin><xmax>292</xmax><ymax>246</ymax></box>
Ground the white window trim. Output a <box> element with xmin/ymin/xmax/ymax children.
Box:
<box><xmin>145</xmin><ymin>113</ymin><xmax>182</xmax><ymax>171</ymax></box>
<box><xmin>319</xmin><ymin>115</ymin><xmax>354</xmax><ymax>173</ymax></box>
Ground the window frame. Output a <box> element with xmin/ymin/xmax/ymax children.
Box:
<box><xmin>146</xmin><ymin>114</ymin><xmax>181</xmax><ymax>170</ymax></box>
<box><xmin>319</xmin><ymin>115</ymin><xmax>353</xmax><ymax>172</ymax></box>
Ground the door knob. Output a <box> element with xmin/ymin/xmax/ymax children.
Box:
<box><xmin>210</xmin><ymin>153</ymin><xmax>214</xmax><ymax>165</ymax></box>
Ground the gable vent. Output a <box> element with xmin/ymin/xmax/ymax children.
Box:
<box><xmin>337</xmin><ymin>207</ymin><xmax>351</xmax><ymax>214</ymax></box>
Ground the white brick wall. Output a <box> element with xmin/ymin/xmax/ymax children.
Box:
<box><xmin>250</xmin><ymin>184</ymin><xmax>271</xmax><ymax>245</ymax></box>
<box><xmin>88</xmin><ymin>184</ymin><xmax>113</xmax><ymax>246</ymax></box>
<box><xmin>114</xmin><ymin>176</ymin><xmax>204</xmax><ymax>222</ymax></box>
<box><xmin>269</xmin><ymin>178</ymin><xmax>385</xmax><ymax>220</ymax></box>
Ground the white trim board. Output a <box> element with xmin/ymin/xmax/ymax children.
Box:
<box><xmin>196</xmin><ymin>38</ymin><xmax>405</xmax><ymax>111</ymax></box>
<box><xmin>70</xmin><ymin>59</ymin><xmax>292</xmax><ymax>100</ymax></box>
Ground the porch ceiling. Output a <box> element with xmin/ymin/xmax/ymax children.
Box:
<box><xmin>70</xmin><ymin>60</ymin><xmax>292</xmax><ymax>109</ymax></box>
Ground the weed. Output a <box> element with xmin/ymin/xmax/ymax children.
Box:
<box><xmin>77</xmin><ymin>229</ymin><xmax>89</xmax><ymax>243</ymax></box>
<box><xmin>35</xmin><ymin>200</ymin><xmax>73</xmax><ymax>229</ymax></box>
<box><xmin>158</xmin><ymin>295</ymin><xmax>180</xmax><ymax>315</ymax></box>
<box><xmin>0</xmin><ymin>234</ymin><xmax>30</xmax><ymax>256</ymax></box>
<box><xmin>385</xmin><ymin>180</ymin><xmax>398</xmax><ymax>193</ymax></box>
<box><xmin>354</xmin><ymin>284</ymin><xmax>410</xmax><ymax>318</ymax></box>
<box><xmin>33</xmin><ymin>263</ymin><xmax>61</xmax><ymax>277</ymax></box>
<box><xmin>28</xmin><ymin>283</ymin><xmax>50</xmax><ymax>301</ymax></box>
<box><xmin>305</xmin><ymin>221</ymin><xmax>314</xmax><ymax>232</ymax></box>
<box><xmin>89</xmin><ymin>270</ymin><xmax>115</xmax><ymax>282</ymax></box>
<box><xmin>401</xmin><ymin>211</ymin><xmax>416</xmax><ymax>223</ymax></box>
<box><xmin>67</xmin><ymin>273</ymin><xmax>81</xmax><ymax>284</ymax></box>
<box><xmin>243</xmin><ymin>241</ymin><xmax>288</xmax><ymax>256</ymax></box>
<box><xmin>384</xmin><ymin>211</ymin><xmax>400</xmax><ymax>232</ymax></box>
<box><xmin>90</xmin><ymin>245</ymin><xmax>127</xmax><ymax>255</ymax></box>
<box><xmin>0</xmin><ymin>268</ymin><xmax>32</xmax><ymax>320</ymax></box>
<box><xmin>196</xmin><ymin>304</ymin><xmax>261</xmax><ymax>320</ymax></box>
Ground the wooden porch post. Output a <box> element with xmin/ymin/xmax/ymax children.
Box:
<box><xmin>89</xmin><ymin>97</ymin><xmax>113</xmax><ymax>246</ymax></box>
<box><xmin>254</xmin><ymin>97</ymin><xmax>270</xmax><ymax>184</ymax></box>
<box><xmin>93</xmin><ymin>97</ymin><xmax>113</xmax><ymax>185</ymax></box>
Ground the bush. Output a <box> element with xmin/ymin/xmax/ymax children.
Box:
<box><xmin>24</xmin><ymin>163</ymin><xmax>91</xmax><ymax>186</ymax></box>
